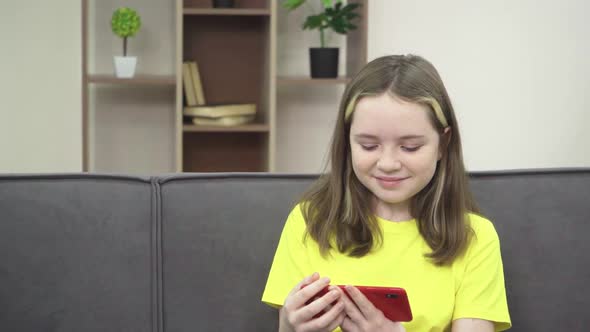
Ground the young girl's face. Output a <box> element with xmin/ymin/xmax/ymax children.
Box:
<box><xmin>349</xmin><ymin>93</ymin><xmax>444</xmax><ymax>218</ymax></box>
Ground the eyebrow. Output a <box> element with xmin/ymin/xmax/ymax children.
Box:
<box><xmin>353</xmin><ymin>134</ymin><xmax>426</xmax><ymax>140</ymax></box>
<box><xmin>399</xmin><ymin>135</ymin><xmax>426</xmax><ymax>140</ymax></box>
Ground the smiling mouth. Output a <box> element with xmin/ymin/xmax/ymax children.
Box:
<box><xmin>375</xmin><ymin>176</ymin><xmax>409</xmax><ymax>182</ymax></box>
<box><xmin>374</xmin><ymin>176</ymin><xmax>409</xmax><ymax>187</ymax></box>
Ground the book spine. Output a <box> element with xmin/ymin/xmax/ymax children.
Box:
<box><xmin>190</xmin><ymin>62</ymin><xmax>206</xmax><ymax>105</ymax></box>
<box><xmin>182</xmin><ymin>62</ymin><xmax>197</xmax><ymax>106</ymax></box>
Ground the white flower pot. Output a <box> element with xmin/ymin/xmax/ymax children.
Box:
<box><xmin>114</xmin><ymin>56</ymin><xmax>137</xmax><ymax>78</ymax></box>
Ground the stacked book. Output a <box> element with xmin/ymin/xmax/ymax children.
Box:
<box><xmin>182</xmin><ymin>60</ymin><xmax>256</xmax><ymax>127</ymax></box>
<box><xmin>183</xmin><ymin>103</ymin><xmax>256</xmax><ymax>126</ymax></box>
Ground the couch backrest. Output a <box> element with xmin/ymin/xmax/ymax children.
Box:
<box><xmin>0</xmin><ymin>175</ymin><xmax>158</xmax><ymax>332</ymax></box>
<box><xmin>1</xmin><ymin>170</ymin><xmax>589</xmax><ymax>332</ymax></box>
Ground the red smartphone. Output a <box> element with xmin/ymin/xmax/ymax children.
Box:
<box><xmin>307</xmin><ymin>285</ymin><xmax>413</xmax><ymax>322</ymax></box>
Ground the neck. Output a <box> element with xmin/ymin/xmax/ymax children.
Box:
<box><xmin>373</xmin><ymin>197</ymin><xmax>413</xmax><ymax>222</ymax></box>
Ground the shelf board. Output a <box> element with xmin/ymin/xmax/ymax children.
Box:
<box><xmin>277</xmin><ymin>76</ymin><xmax>351</xmax><ymax>85</ymax></box>
<box><xmin>183</xmin><ymin>123</ymin><xmax>270</xmax><ymax>133</ymax></box>
<box><xmin>183</xmin><ymin>8</ymin><xmax>271</xmax><ymax>16</ymax></box>
<box><xmin>87</xmin><ymin>74</ymin><xmax>176</xmax><ymax>86</ymax></box>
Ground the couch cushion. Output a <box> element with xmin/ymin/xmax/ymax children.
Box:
<box><xmin>159</xmin><ymin>173</ymin><xmax>315</xmax><ymax>332</ymax></box>
<box><xmin>470</xmin><ymin>169</ymin><xmax>590</xmax><ymax>331</ymax></box>
<box><xmin>0</xmin><ymin>174</ymin><xmax>157</xmax><ymax>332</ymax></box>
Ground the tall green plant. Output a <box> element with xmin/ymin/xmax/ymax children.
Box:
<box><xmin>283</xmin><ymin>0</ymin><xmax>360</xmax><ymax>48</ymax></box>
<box><xmin>111</xmin><ymin>7</ymin><xmax>142</xmax><ymax>56</ymax></box>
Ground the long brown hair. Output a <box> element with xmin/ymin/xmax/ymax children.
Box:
<box><xmin>300</xmin><ymin>54</ymin><xmax>479</xmax><ymax>265</ymax></box>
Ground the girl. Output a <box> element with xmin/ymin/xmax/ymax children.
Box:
<box><xmin>262</xmin><ymin>55</ymin><xmax>511</xmax><ymax>332</ymax></box>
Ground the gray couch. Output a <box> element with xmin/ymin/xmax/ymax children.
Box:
<box><xmin>1</xmin><ymin>169</ymin><xmax>589</xmax><ymax>331</ymax></box>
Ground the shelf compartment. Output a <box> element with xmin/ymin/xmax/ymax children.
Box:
<box><xmin>183</xmin><ymin>15</ymin><xmax>269</xmax><ymax>106</ymax></box>
<box><xmin>183</xmin><ymin>132</ymin><xmax>267</xmax><ymax>172</ymax></box>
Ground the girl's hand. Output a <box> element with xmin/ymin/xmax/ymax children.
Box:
<box><xmin>279</xmin><ymin>273</ymin><xmax>346</xmax><ymax>332</ymax></box>
<box><xmin>339</xmin><ymin>286</ymin><xmax>406</xmax><ymax>332</ymax></box>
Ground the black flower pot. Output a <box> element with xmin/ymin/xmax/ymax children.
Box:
<box><xmin>310</xmin><ymin>47</ymin><xmax>339</xmax><ymax>78</ymax></box>
<box><xmin>213</xmin><ymin>0</ymin><xmax>235</xmax><ymax>8</ymax></box>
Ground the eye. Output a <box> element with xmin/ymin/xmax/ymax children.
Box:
<box><xmin>360</xmin><ymin>144</ymin><xmax>378</xmax><ymax>151</ymax></box>
<box><xmin>401</xmin><ymin>146</ymin><xmax>422</xmax><ymax>152</ymax></box>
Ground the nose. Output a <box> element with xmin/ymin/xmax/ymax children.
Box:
<box><xmin>377</xmin><ymin>149</ymin><xmax>402</xmax><ymax>173</ymax></box>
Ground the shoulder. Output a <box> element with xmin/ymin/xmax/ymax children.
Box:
<box><xmin>461</xmin><ymin>213</ymin><xmax>502</xmax><ymax>261</ymax></box>
<box><xmin>453</xmin><ymin>213</ymin><xmax>504</xmax><ymax>270</ymax></box>
<box><xmin>281</xmin><ymin>203</ymin><xmax>320</xmax><ymax>250</ymax></box>
<box><xmin>467</xmin><ymin>213</ymin><xmax>500</xmax><ymax>244</ymax></box>
<box><xmin>284</xmin><ymin>203</ymin><xmax>308</xmax><ymax>235</ymax></box>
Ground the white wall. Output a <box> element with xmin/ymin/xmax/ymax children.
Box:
<box><xmin>0</xmin><ymin>1</ymin><xmax>82</xmax><ymax>172</ymax></box>
<box><xmin>368</xmin><ymin>0</ymin><xmax>590</xmax><ymax>170</ymax></box>
<box><xmin>2</xmin><ymin>1</ymin><xmax>589</xmax><ymax>172</ymax></box>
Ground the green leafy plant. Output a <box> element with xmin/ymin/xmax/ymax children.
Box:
<box><xmin>283</xmin><ymin>0</ymin><xmax>360</xmax><ymax>48</ymax></box>
<box><xmin>111</xmin><ymin>7</ymin><xmax>142</xmax><ymax>56</ymax></box>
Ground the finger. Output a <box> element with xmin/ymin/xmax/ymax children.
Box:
<box><xmin>289</xmin><ymin>277</ymin><xmax>331</xmax><ymax>315</ymax></box>
<box><xmin>287</xmin><ymin>272</ymin><xmax>319</xmax><ymax>300</ymax></box>
<box><xmin>314</xmin><ymin>286</ymin><xmax>344</xmax><ymax>311</ymax></box>
<box><xmin>345</xmin><ymin>285</ymin><xmax>378</xmax><ymax>320</ymax></box>
<box><xmin>298</xmin><ymin>287</ymin><xmax>340</xmax><ymax>321</ymax></box>
<box><xmin>337</xmin><ymin>286</ymin><xmax>364</xmax><ymax>323</ymax></box>
<box><xmin>309</xmin><ymin>297</ymin><xmax>345</xmax><ymax>330</ymax></box>
<box><xmin>302</xmin><ymin>272</ymin><xmax>320</xmax><ymax>287</ymax></box>
<box><xmin>325</xmin><ymin>307</ymin><xmax>347</xmax><ymax>331</ymax></box>
<box><xmin>281</xmin><ymin>274</ymin><xmax>323</xmax><ymax>328</ymax></box>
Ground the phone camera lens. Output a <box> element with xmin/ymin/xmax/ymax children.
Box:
<box><xmin>385</xmin><ymin>294</ymin><xmax>398</xmax><ymax>299</ymax></box>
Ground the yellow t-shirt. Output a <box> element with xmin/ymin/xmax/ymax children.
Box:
<box><xmin>261</xmin><ymin>205</ymin><xmax>511</xmax><ymax>331</ymax></box>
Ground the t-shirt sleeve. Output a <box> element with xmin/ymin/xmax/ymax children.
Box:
<box><xmin>453</xmin><ymin>216</ymin><xmax>511</xmax><ymax>331</ymax></box>
<box><xmin>261</xmin><ymin>205</ymin><xmax>312</xmax><ymax>308</ymax></box>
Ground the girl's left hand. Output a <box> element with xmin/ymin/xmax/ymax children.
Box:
<box><xmin>338</xmin><ymin>286</ymin><xmax>406</xmax><ymax>332</ymax></box>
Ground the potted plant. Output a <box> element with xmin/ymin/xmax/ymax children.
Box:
<box><xmin>111</xmin><ymin>7</ymin><xmax>142</xmax><ymax>78</ymax></box>
<box><xmin>283</xmin><ymin>0</ymin><xmax>360</xmax><ymax>78</ymax></box>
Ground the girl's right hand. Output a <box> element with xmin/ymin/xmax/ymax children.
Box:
<box><xmin>279</xmin><ymin>272</ymin><xmax>345</xmax><ymax>332</ymax></box>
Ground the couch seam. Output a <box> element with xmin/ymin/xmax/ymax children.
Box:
<box><xmin>157</xmin><ymin>178</ymin><xmax>164</xmax><ymax>332</ymax></box>
<box><xmin>150</xmin><ymin>177</ymin><xmax>164</xmax><ymax>332</ymax></box>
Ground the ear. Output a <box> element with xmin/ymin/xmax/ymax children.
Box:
<box><xmin>438</xmin><ymin>127</ymin><xmax>452</xmax><ymax>161</ymax></box>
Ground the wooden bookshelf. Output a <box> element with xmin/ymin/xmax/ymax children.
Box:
<box><xmin>82</xmin><ymin>0</ymin><xmax>366</xmax><ymax>173</ymax></box>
